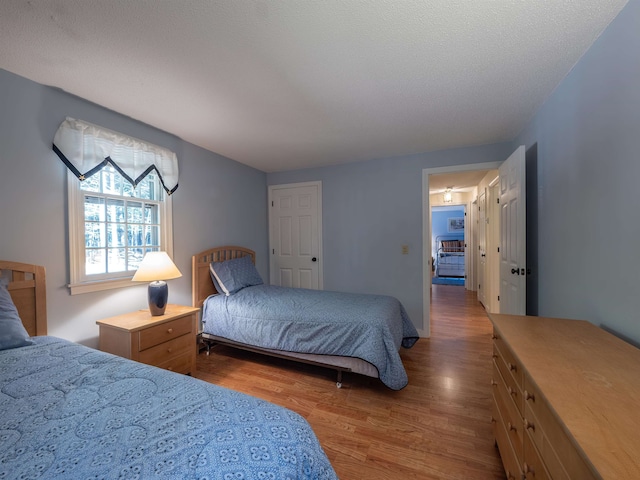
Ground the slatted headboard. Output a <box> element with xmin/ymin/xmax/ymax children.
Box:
<box><xmin>191</xmin><ymin>246</ymin><xmax>256</xmax><ymax>309</ymax></box>
<box><xmin>0</xmin><ymin>261</ymin><xmax>47</xmax><ymax>336</ymax></box>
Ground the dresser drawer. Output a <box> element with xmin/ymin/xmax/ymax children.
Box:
<box><xmin>138</xmin><ymin>333</ymin><xmax>193</xmax><ymax>365</ymax></box>
<box><xmin>524</xmin><ymin>432</ymin><xmax>551</xmax><ymax>480</ymax></box>
<box><xmin>523</xmin><ymin>376</ymin><xmax>598</xmax><ymax>480</ymax></box>
<box><xmin>494</xmin><ymin>344</ymin><xmax>523</xmax><ymax>415</ymax></box>
<box><xmin>493</xmin><ymin>362</ymin><xmax>524</xmax><ymax>463</ymax></box>
<box><xmin>493</xmin><ymin>394</ymin><xmax>522</xmax><ymax>480</ymax></box>
<box><xmin>138</xmin><ymin>315</ymin><xmax>193</xmax><ymax>351</ymax></box>
<box><xmin>493</xmin><ymin>331</ymin><xmax>523</xmax><ymax>389</ymax></box>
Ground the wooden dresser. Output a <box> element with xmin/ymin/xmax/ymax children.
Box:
<box><xmin>489</xmin><ymin>313</ymin><xmax>640</xmax><ymax>480</ymax></box>
<box><xmin>97</xmin><ymin>304</ymin><xmax>199</xmax><ymax>375</ymax></box>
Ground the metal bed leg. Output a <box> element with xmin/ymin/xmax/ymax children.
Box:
<box><xmin>336</xmin><ymin>370</ymin><xmax>342</xmax><ymax>389</ymax></box>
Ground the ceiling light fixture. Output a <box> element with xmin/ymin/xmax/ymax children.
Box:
<box><xmin>443</xmin><ymin>187</ymin><xmax>453</xmax><ymax>204</ymax></box>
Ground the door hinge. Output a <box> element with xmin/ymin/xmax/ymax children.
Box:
<box><xmin>272</xmin><ymin>249</ymin><xmax>275</xmax><ymax>254</ymax></box>
<box><xmin>271</xmin><ymin>201</ymin><xmax>274</xmax><ymax>207</ymax></box>
<box><xmin>498</xmin><ymin>295</ymin><xmax>500</xmax><ymax>301</ymax></box>
<box><xmin>497</xmin><ymin>198</ymin><xmax>500</xmax><ymax>204</ymax></box>
<box><xmin>497</xmin><ymin>246</ymin><xmax>500</xmax><ymax>253</ymax></box>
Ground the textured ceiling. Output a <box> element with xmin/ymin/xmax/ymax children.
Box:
<box><xmin>0</xmin><ymin>0</ymin><xmax>628</xmax><ymax>173</ymax></box>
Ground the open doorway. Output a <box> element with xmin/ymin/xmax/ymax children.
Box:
<box><xmin>431</xmin><ymin>205</ymin><xmax>466</xmax><ymax>286</ymax></box>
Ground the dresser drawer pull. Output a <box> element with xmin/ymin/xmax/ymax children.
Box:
<box><xmin>523</xmin><ymin>462</ymin><xmax>533</xmax><ymax>474</ymax></box>
<box><xmin>167</xmin><ymin>328</ymin><xmax>173</xmax><ymax>334</ymax></box>
<box><xmin>506</xmin><ymin>470</ymin><xmax>517</xmax><ymax>480</ymax></box>
<box><xmin>491</xmin><ymin>380</ymin><xmax>498</xmax><ymax>386</ymax></box>
<box><xmin>507</xmin><ymin>386</ymin><xmax>517</xmax><ymax>397</ymax></box>
<box><xmin>524</xmin><ymin>390</ymin><xmax>535</xmax><ymax>401</ymax></box>
<box><xmin>524</xmin><ymin>419</ymin><xmax>535</xmax><ymax>431</ymax></box>
<box><xmin>508</xmin><ymin>362</ymin><xmax>517</xmax><ymax>372</ymax></box>
<box><xmin>507</xmin><ymin>422</ymin><xmax>517</xmax><ymax>432</ymax></box>
<box><xmin>492</xmin><ymin>334</ymin><xmax>498</xmax><ymax>340</ymax></box>
<box><xmin>167</xmin><ymin>347</ymin><xmax>173</xmax><ymax>353</ymax></box>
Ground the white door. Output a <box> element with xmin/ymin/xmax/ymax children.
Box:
<box><xmin>477</xmin><ymin>188</ymin><xmax>487</xmax><ymax>305</ymax></box>
<box><xmin>499</xmin><ymin>146</ymin><xmax>526</xmax><ymax>315</ymax></box>
<box><xmin>269</xmin><ymin>182</ymin><xmax>323</xmax><ymax>289</ymax></box>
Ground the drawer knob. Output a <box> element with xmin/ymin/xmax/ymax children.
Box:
<box><xmin>524</xmin><ymin>390</ymin><xmax>535</xmax><ymax>401</ymax></box>
<box><xmin>507</xmin><ymin>422</ymin><xmax>517</xmax><ymax>432</ymax></box>
<box><xmin>507</xmin><ymin>386</ymin><xmax>517</xmax><ymax>397</ymax></box>
<box><xmin>506</xmin><ymin>470</ymin><xmax>516</xmax><ymax>480</ymax></box>
<box><xmin>524</xmin><ymin>419</ymin><xmax>535</xmax><ymax>431</ymax></box>
<box><xmin>508</xmin><ymin>362</ymin><xmax>517</xmax><ymax>372</ymax></box>
<box><xmin>492</xmin><ymin>334</ymin><xmax>498</xmax><ymax>340</ymax></box>
<box><xmin>490</xmin><ymin>416</ymin><xmax>497</xmax><ymax>424</ymax></box>
<box><xmin>523</xmin><ymin>462</ymin><xmax>533</xmax><ymax>474</ymax></box>
<box><xmin>491</xmin><ymin>380</ymin><xmax>498</xmax><ymax>386</ymax></box>
<box><xmin>167</xmin><ymin>347</ymin><xmax>173</xmax><ymax>353</ymax></box>
<box><xmin>167</xmin><ymin>328</ymin><xmax>173</xmax><ymax>334</ymax></box>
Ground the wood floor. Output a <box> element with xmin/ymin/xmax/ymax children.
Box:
<box><xmin>194</xmin><ymin>285</ymin><xmax>506</xmax><ymax>479</ymax></box>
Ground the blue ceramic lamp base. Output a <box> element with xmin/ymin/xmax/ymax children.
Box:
<box><xmin>148</xmin><ymin>280</ymin><xmax>168</xmax><ymax>316</ymax></box>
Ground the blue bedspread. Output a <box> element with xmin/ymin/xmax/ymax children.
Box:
<box><xmin>0</xmin><ymin>336</ymin><xmax>337</xmax><ymax>480</ymax></box>
<box><xmin>202</xmin><ymin>285</ymin><xmax>419</xmax><ymax>390</ymax></box>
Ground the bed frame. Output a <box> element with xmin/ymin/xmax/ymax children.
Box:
<box><xmin>192</xmin><ymin>246</ymin><xmax>379</xmax><ymax>387</ymax></box>
<box><xmin>0</xmin><ymin>260</ymin><xmax>47</xmax><ymax>336</ymax></box>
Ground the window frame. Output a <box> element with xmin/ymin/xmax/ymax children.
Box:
<box><xmin>67</xmin><ymin>170</ymin><xmax>174</xmax><ymax>295</ymax></box>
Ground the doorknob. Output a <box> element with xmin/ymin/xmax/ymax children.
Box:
<box><xmin>312</xmin><ymin>257</ymin><xmax>317</xmax><ymax>262</ymax></box>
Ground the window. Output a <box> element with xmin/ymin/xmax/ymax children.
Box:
<box><xmin>68</xmin><ymin>165</ymin><xmax>173</xmax><ymax>294</ymax></box>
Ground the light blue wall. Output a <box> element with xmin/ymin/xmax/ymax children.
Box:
<box><xmin>432</xmin><ymin>206</ymin><xmax>465</xmax><ymax>258</ymax></box>
<box><xmin>513</xmin><ymin>0</ymin><xmax>640</xmax><ymax>343</ymax></box>
<box><xmin>267</xmin><ymin>144</ymin><xmax>512</xmax><ymax>331</ymax></box>
<box><xmin>0</xmin><ymin>69</ymin><xmax>268</xmax><ymax>347</ymax></box>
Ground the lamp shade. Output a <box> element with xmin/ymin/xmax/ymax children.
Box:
<box><xmin>132</xmin><ymin>251</ymin><xmax>182</xmax><ymax>282</ymax></box>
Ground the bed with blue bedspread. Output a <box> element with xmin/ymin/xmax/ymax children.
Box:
<box><xmin>193</xmin><ymin>247</ymin><xmax>419</xmax><ymax>391</ymax></box>
<box><xmin>0</xmin><ymin>260</ymin><xmax>337</xmax><ymax>480</ymax></box>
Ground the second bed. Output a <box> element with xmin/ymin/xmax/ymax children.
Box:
<box><xmin>192</xmin><ymin>246</ymin><xmax>419</xmax><ymax>390</ymax></box>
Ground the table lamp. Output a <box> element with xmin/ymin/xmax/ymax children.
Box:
<box><xmin>132</xmin><ymin>251</ymin><xmax>182</xmax><ymax>316</ymax></box>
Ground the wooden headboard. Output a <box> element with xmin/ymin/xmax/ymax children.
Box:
<box><xmin>191</xmin><ymin>246</ymin><xmax>256</xmax><ymax>309</ymax></box>
<box><xmin>0</xmin><ymin>260</ymin><xmax>47</xmax><ymax>336</ymax></box>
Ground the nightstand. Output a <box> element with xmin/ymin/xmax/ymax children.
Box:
<box><xmin>96</xmin><ymin>304</ymin><xmax>200</xmax><ymax>375</ymax></box>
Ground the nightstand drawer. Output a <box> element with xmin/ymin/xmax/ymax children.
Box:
<box><xmin>138</xmin><ymin>315</ymin><xmax>192</xmax><ymax>351</ymax></box>
<box><xmin>157</xmin><ymin>351</ymin><xmax>193</xmax><ymax>374</ymax></box>
<box><xmin>139</xmin><ymin>333</ymin><xmax>192</xmax><ymax>365</ymax></box>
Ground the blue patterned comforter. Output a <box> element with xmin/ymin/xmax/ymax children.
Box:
<box><xmin>202</xmin><ymin>285</ymin><xmax>419</xmax><ymax>390</ymax></box>
<box><xmin>0</xmin><ymin>336</ymin><xmax>337</xmax><ymax>480</ymax></box>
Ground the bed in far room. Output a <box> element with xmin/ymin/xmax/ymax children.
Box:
<box><xmin>0</xmin><ymin>260</ymin><xmax>337</xmax><ymax>480</ymax></box>
<box><xmin>192</xmin><ymin>246</ymin><xmax>419</xmax><ymax>390</ymax></box>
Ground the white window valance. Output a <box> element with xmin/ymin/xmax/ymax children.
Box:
<box><xmin>53</xmin><ymin>117</ymin><xmax>179</xmax><ymax>194</ymax></box>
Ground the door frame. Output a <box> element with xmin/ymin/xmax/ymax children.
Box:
<box><xmin>268</xmin><ymin>181</ymin><xmax>324</xmax><ymax>289</ymax></box>
<box><xmin>422</xmin><ymin>162</ymin><xmax>501</xmax><ymax>337</ymax></box>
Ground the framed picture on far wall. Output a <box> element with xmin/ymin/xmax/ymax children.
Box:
<box><xmin>448</xmin><ymin>217</ymin><xmax>464</xmax><ymax>232</ymax></box>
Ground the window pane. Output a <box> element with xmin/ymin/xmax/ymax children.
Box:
<box><xmin>85</xmin><ymin>249</ymin><xmax>105</xmax><ymax>275</ymax></box>
<box><xmin>128</xmin><ymin>224</ymin><xmax>144</xmax><ymax>246</ymax></box>
<box><xmin>123</xmin><ymin>180</ymin><xmax>135</xmax><ymax>197</ymax></box>
<box><xmin>144</xmin><ymin>204</ymin><xmax>159</xmax><ymax>224</ymax></box>
<box><xmin>107</xmin><ymin>224</ymin><xmax>126</xmax><ymax>247</ymax></box>
<box><xmin>81</xmin><ymin>173</ymin><xmax>101</xmax><ymax>192</ymax></box>
<box><xmin>145</xmin><ymin>226</ymin><xmax>160</xmax><ymax>246</ymax></box>
<box><xmin>107</xmin><ymin>248</ymin><xmax>127</xmax><ymax>273</ymax></box>
<box><xmin>128</xmin><ymin>248</ymin><xmax>145</xmax><ymax>271</ymax></box>
<box><xmin>102</xmin><ymin>168</ymin><xmax>120</xmax><ymax>195</ymax></box>
<box><xmin>127</xmin><ymin>201</ymin><xmax>143</xmax><ymax>223</ymax></box>
<box><xmin>84</xmin><ymin>196</ymin><xmax>105</xmax><ymax>221</ymax></box>
<box><xmin>106</xmin><ymin>199</ymin><xmax>125</xmax><ymax>222</ymax></box>
<box><xmin>85</xmin><ymin>222</ymin><xmax>105</xmax><ymax>248</ymax></box>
